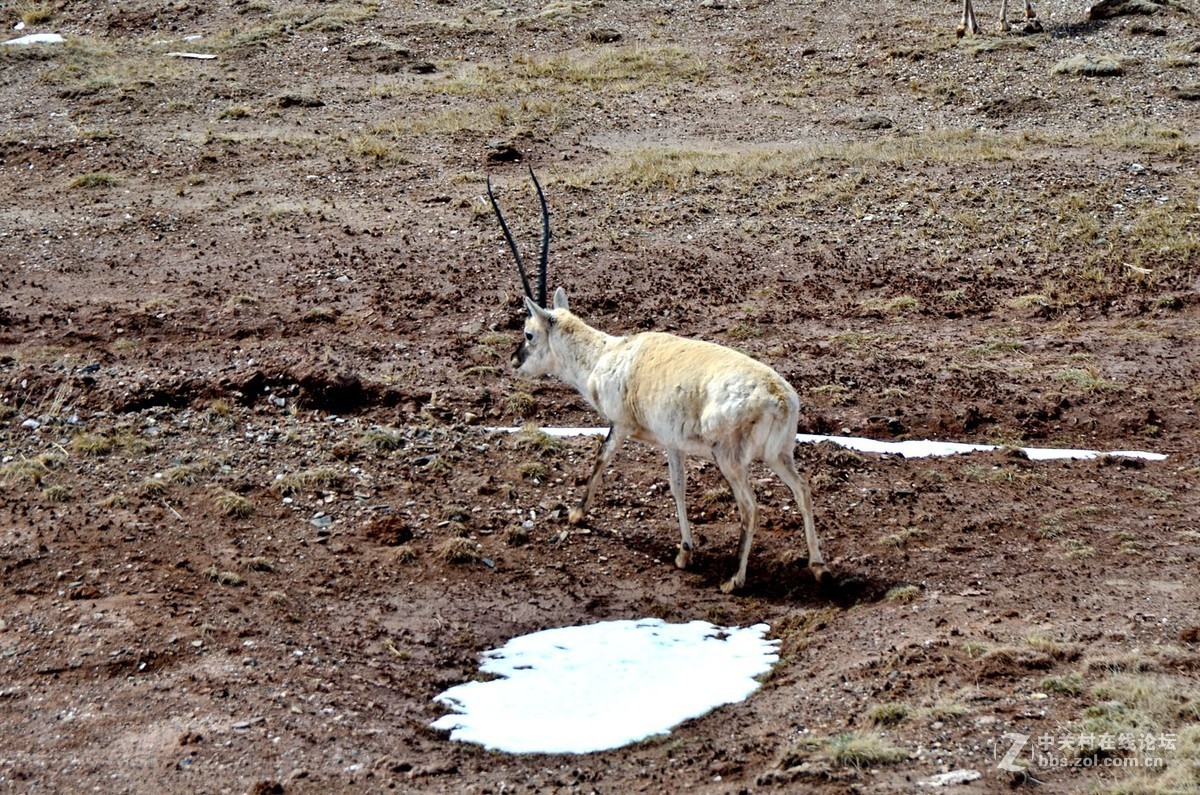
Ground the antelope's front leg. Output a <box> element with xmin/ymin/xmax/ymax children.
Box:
<box><xmin>568</xmin><ymin>427</ymin><xmax>627</xmax><ymax>526</ymax></box>
<box><xmin>957</xmin><ymin>0</ymin><xmax>980</xmax><ymax>37</ymax></box>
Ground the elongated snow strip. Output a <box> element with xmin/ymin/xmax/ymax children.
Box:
<box><xmin>488</xmin><ymin>427</ymin><xmax>1166</xmax><ymax>462</ymax></box>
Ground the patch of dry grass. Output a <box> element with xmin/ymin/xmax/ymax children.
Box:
<box><xmin>436</xmin><ymin>537</ymin><xmax>481</xmax><ymax>564</ymax></box>
<box><xmin>885</xmin><ymin>584</ymin><xmax>921</xmax><ymax>604</ymax></box>
<box><xmin>1064</xmin><ymin>672</ymin><xmax>1200</xmax><ymax>792</ymax></box>
<box><xmin>1</xmin><ymin>454</ymin><xmax>62</xmax><ymax>485</ymax></box>
<box><xmin>510</xmin><ymin>423</ymin><xmax>561</xmax><ymax>454</ymax></box>
<box><xmin>778</xmin><ymin>731</ymin><xmax>907</xmax><ymax>770</ymax></box>
<box><xmin>1052</xmin><ymin>54</ymin><xmax>1128</xmax><ymax>77</ymax></box>
<box><xmin>204</xmin><ymin>566</ymin><xmax>245</xmax><ymax>586</ymax></box>
<box><xmin>274</xmin><ymin>467</ymin><xmax>344</xmax><ymax>495</ymax></box>
<box><xmin>868</xmin><ymin>702</ymin><xmax>910</xmax><ymax>726</ymax></box>
<box><xmin>215</xmin><ymin>491</ymin><xmax>254</xmax><ymax>518</ymax></box>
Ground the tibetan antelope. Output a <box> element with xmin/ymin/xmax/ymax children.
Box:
<box><xmin>958</xmin><ymin>0</ymin><xmax>1042</xmax><ymax>37</ymax></box>
<box><xmin>487</xmin><ymin>170</ymin><xmax>829</xmax><ymax>593</ymax></box>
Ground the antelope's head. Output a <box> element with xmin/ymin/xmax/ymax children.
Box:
<box><xmin>487</xmin><ymin>169</ymin><xmax>570</xmax><ymax>378</ymax></box>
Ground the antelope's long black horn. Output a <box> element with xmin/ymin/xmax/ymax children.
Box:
<box><xmin>529</xmin><ymin>167</ymin><xmax>550</xmax><ymax>309</ymax></box>
<box><xmin>487</xmin><ymin>175</ymin><xmax>536</xmax><ymax>305</ymax></box>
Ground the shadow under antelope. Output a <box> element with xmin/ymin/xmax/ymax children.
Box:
<box><xmin>487</xmin><ymin>170</ymin><xmax>830</xmax><ymax>593</ymax></box>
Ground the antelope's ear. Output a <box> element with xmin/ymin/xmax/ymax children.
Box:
<box><xmin>552</xmin><ymin>287</ymin><xmax>570</xmax><ymax>311</ymax></box>
<box><xmin>524</xmin><ymin>295</ymin><xmax>552</xmax><ymax>321</ymax></box>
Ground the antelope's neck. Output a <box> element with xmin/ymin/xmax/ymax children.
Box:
<box><xmin>553</xmin><ymin>314</ymin><xmax>618</xmax><ymax>397</ymax></box>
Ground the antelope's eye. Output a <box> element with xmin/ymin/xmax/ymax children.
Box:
<box><xmin>525</xmin><ymin>331</ymin><xmax>534</xmax><ymax>342</ymax></box>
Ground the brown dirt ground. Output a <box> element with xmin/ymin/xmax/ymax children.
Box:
<box><xmin>2</xmin><ymin>0</ymin><xmax>1200</xmax><ymax>792</ymax></box>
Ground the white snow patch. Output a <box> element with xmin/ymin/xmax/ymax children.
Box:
<box><xmin>431</xmin><ymin>619</ymin><xmax>779</xmax><ymax>754</ymax></box>
<box><xmin>488</xmin><ymin>427</ymin><xmax>1166</xmax><ymax>462</ymax></box>
<box><xmin>919</xmin><ymin>768</ymin><xmax>983</xmax><ymax>787</ymax></box>
<box><xmin>3</xmin><ymin>32</ymin><xmax>64</xmax><ymax>45</ymax></box>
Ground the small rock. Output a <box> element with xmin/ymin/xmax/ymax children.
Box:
<box><xmin>587</xmin><ymin>27</ymin><xmax>622</xmax><ymax>43</ymax></box>
<box><xmin>20</xmin><ymin>419</ymin><xmax>40</xmax><ymax>430</ymax></box>
<box><xmin>486</xmin><ymin>139</ymin><xmax>522</xmax><ymax>163</ymax></box>
<box><xmin>851</xmin><ymin>114</ymin><xmax>895</xmax><ymax>131</ymax></box>
<box><xmin>276</xmin><ymin>93</ymin><xmax>324</xmax><ymax>108</ymax></box>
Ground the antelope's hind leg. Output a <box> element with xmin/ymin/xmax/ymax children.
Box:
<box><xmin>568</xmin><ymin>427</ymin><xmax>627</xmax><ymax>526</ymax></box>
<box><xmin>767</xmin><ymin>453</ymin><xmax>831</xmax><ymax>585</ymax></box>
<box><xmin>1023</xmin><ymin>0</ymin><xmax>1043</xmax><ymax>32</ymax></box>
<box><xmin>666</xmin><ymin>449</ymin><xmax>695</xmax><ymax>569</ymax></box>
<box><xmin>713</xmin><ymin>449</ymin><xmax>758</xmax><ymax>594</ymax></box>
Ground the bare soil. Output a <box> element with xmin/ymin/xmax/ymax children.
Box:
<box><xmin>2</xmin><ymin>0</ymin><xmax>1199</xmax><ymax>793</ymax></box>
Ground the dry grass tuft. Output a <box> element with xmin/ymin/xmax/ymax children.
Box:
<box><xmin>1052</xmin><ymin>54</ymin><xmax>1128</xmax><ymax>77</ymax></box>
<box><xmin>1056</xmin><ymin>367</ymin><xmax>1121</xmax><ymax>393</ymax></box>
<box><xmin>1061</xmin><ymin>672</ymin><xmax>1200</xmax><ymax>791</ymax></box>
<box><xmin>204</xmin><ymin>566</ymin><xmax>245</xmax><ymax>587</ymax></box>
<box><xmin>17</xmin><ymin>2</ymin><xmax>54</xmax><ymax>25</ymax></box>
<box><xmin>507</xmin><ymin>390</ymin><xmax>538</xmax><ymax>419</ymax></box>
<box><xmin>99</xmin><ymin>492</ymin><xmax>129</xmax><ymax>509</ymax></box>
<box><xmin>71</xmin><ymin>432</ymin><xmax>113</xmax><ymax>456</ymax></box>
<box><xmin>511</xmin><ymin>423</ymin><xmax>561</xmax><ymax>454</ymax></box>
<box><xmin>1</xmin><ymin>455</ymin><xmax>61</xmax><ymax>485</ymax></box>
<box><xmin>518</xmin><ymin>460</ymin><xmax>549</xmax><ymax>482</ymax></box>
<box><xmin>885</xmin><ymin>584</ymin><xmax>921</xmax><ymax>604</ymax></box>
<box><xmin>436</xmin><ymin>537</ymin><xmax>481</xmax><ymax>564</ymax></box>
<box><xmin>779</xmin><ymin>731</ymin><xmax>907</xmax><ymax>769</ymax></box>
<box><xmin>164</xmin><ymin>464</ymin><xmax>199</xmax><ymax>484</ymax></box>
<box><xmin>69</xmin><ymin>172</ymin><xmax>121</xmax><ymax>189</ymax></box>
<box><xmin>1042</xmin><ymin>672</ymin><xmax>1085</xmax><ymax>695</ymax></box>
<box><xmin>139</xmin><ymin>477</ymin><xmax>167</xmax><ymax>496</ymax></box>
<box><xmin>215</xmin><ymin>491</ymin><xmax>254</xmax><ymax>518</ymax></box>
<box><xmin>41</xmin><ymin>484</ymin><xmax>71</xmax><ymax>503</ymax></box>
<box><xmin>362</xmin><ymin>427</ymin><xmax>405</xmax><ymax>452</ymax></box>
<box><xmin>868</xmin><ymin>702</ymin><xmax>910</xmax><ymax>726</ymax></box>
<box><xmin>274</xmin><ymin>467</ymin><xmax>344</xmax><ymax>495</ymax></box>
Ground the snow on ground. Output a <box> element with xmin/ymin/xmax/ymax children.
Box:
<box><xmin>490</xmin><ymin>427</ymin><xmax>1167</xmax><ymax>462</ymax></box>
<box><xmin>431</xmin><ymin>619</ymin><xmax>779</xmax><ymax>754</ymax></box>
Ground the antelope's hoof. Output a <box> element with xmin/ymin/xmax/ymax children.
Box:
<box><xmin>1024</xmin><ymin>19</ymin><xmax>1043</xmax><ymax>33</ymax></box>
<box><xmin>810</xmin><ymin>563</ymin><xmax>833</xmax><ymax>586</ymax></box>
<box><xmin>720</xmin><ymin>576</ymin><xmax>743</xmax><ymax>594</ymax></box>
<box><xmin>675</xmin><ymin>547</ymin><xmax>692</xmax><ymax>570</ymax></box>
<box><xmin>567</xmin><ymin>507</ymin><xmax>586</xmax><ymax>526</ymax></box>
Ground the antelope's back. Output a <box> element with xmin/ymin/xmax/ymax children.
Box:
<box><xmin>592</xmin><ymin>332</ymin><xmax>799</xmax><ymax>455</ymax></box>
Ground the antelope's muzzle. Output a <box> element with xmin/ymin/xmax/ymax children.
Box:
<box><xmin>511</xmin><ymin>340</ymin><xmax>527</xmax><ymax>369</ymax></box>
